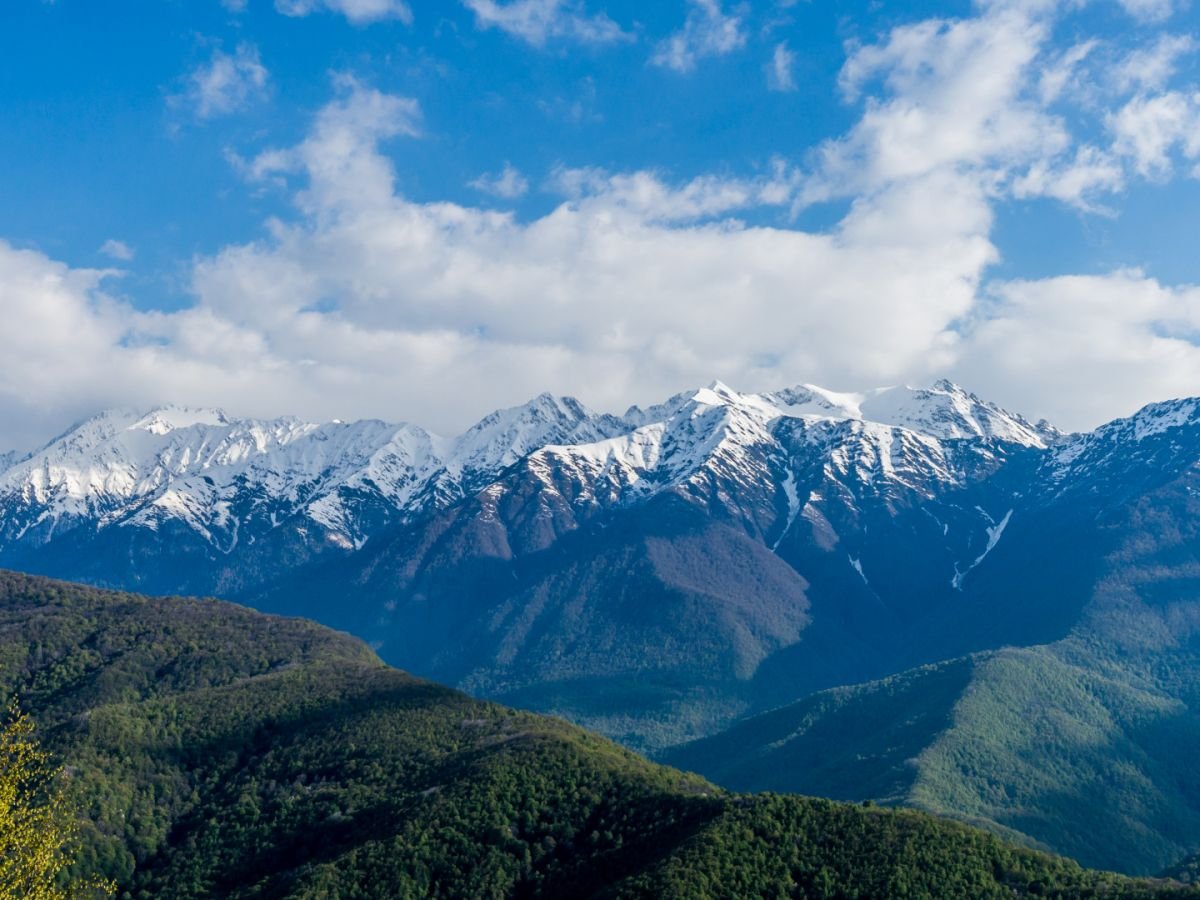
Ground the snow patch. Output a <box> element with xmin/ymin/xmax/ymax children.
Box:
<box><xmin>849</xmin><ymin>555</ymin><xmax>868</xmax><ymax>585</ymax></box>
<box><xmin>952</xmin><ymin>509</ymin><xmax>1013</xmax><ymax>590</ymax></box>
<box><xmin>772</xmin><ymin>469</ymin><xmax>801</xmax><ymax>551</ymax></box>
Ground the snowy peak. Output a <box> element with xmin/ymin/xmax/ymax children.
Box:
<box><xmin>683</xmin><ymin>382</ymin><xmax>790</xmax><ymax>431</ymax></box>
<box><xmin>0</xmin><ymin>391</ymin><xmax>629</xmax><ymax>553</ymax></box>
<box><xmin>1124</xmin><ymin>397</ymin><xmax>1200</xmax><ymax>442</ymax></box>
<box><xmin>132</xmin><ymin>406</ymin><xmax>231</xmax><ymax>436</ymax></box>
<box><xmin>1048</xmin><ymin>396</ymin><xmax>1200</xmax><ymax>485</ymax></box>
<box><xmin>1060</xmin><ymin>396</ymin><xmax>1200</xmax><ymax>457</ymax></box>
<box><xmin>0</xmin><ymin>380</ymin><xmax>1062</xmax><ymax>560</ymax></box>
<box><xmin>761</xmin><ymin>381</ymin><xmax>1053</xmax><ymax>447</ymax></box>
<box><xmin>678</xmin><ymin>379</ymin><xmax>1057</xmax><ymax>449</ymax></box>
<box><xmin>858</xmin><ymin>381</ymin><xmax>1057</xmax><ymax>447</ymax></box>
<box><xmin>450</xmin><ymin>392</ymin><xmax>625</xmax><ymax>478</ymax></box>
<box><xmin>767</xmin><ymin>384</ymin><xmax>866</xmax><ymax>421</ymax></box>
<box><xmin>0</xmin><ymin>408</ymin><xmax>412</xmax><ymax>547</ymax></box>
<box><xmin>520</xmin><ymin>379</ymin><xmax>1038</xmax><ymax>528</ymax></box>
<box><xmin>622</xmin><ymin>389</ymin><xmax>696</xmax><ymax>429</ymax></box>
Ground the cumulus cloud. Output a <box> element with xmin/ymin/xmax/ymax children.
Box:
<box><xmin>462</xmin><ymin>0</ymin><xmax>631</xmax><ymax>46</ymax></box>
<box><xmin>1109</xmin><ymin>90</ymin><xmax>1200</xmax><ymax>178</ymax></box>
<box><xmin>275</xmin><ymin>0</ymin><xmax>412</xmax><ymax>24</ymax></box>
<box><xmin>0</xmin><ymin>243</ymin><xmax>164</xmax><ymax>450</ymax></box>
<box><xmin>180</xmin><ymin>44</ymin><xmax>269</xmax><ymax>120</ymax></box>
<box><xmin>952</xmin><ymin>272</ymin><xmax>1200</xmax><ymax>430</ymax></box>
<box><xmin>652</xmin><ymin>0</ymin><xmax>747</xmax><ymax>73</ymax></box>
<box><xmin>240</xmin><ymin>76</ymin><xmax>423</xmax><ymax>209</ymax></box>
<box><xmin>188</xmin><ymin>83</ymin><xmax>986</xmax><ymax>428</ymax></box>
<box><xmin>809</xmin><ymin>6</ymin><xmax>1064</xmax><ymax>202</ymax></box>
<box><xmin>1011</xmin><ymin>145</ymin><xmax>1125</xmax><ymax>211</ymax></box>
<box><xmin>547</xmin><ymin>163</ymin><xmax>798</xmax><ymax>220</ymax></box>
<box><xmin>1038</xmin><ymin>40</ymin><xmax>1097</xmax><ymax>104</ymax></box>
<box><xmin>0</xmin><ymin>79</ymin><xmax>992</xmax><ymax>444</ymax></box>
<box><xmin>5</xmin><ymin>0</ymin><xmax>1200</xmax><ymax>449</ymax></box>
<box><xmin>469</xmin><ymin>163</ymin><xmax>530</xmax><ymax>199</ymax></box>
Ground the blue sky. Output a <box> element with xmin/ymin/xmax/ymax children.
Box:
<box><xmin>2</xmin><ymin>0</ymin><xmax>1200</xmax><ymax>448</ymax></box>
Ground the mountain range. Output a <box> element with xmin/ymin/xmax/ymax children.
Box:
<box><xmin>5</xmin><ymin>380</ymin><xmax>1200</xmax><ymax>874</ymax></box>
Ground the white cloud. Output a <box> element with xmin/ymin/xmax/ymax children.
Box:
<box><xmin>1115</xmin><ymin>0</ymin><xmax>1177</xmax><ymax>23</ymax></box>
<box><xmin>1038</xmin><ymin>40</ymin><xmax>1096</xmax><ymax>104</ymax></box>
<box><xmin>99</xmin><ymin>239</ymin><xmax>135</xmax><ymax>262</ymax></box>
<box><xmin>241</xmin><ymin>76</ymin><xmax>423</xmax><ymax>210</ymax></box>
<box><xmin>810</xmin><ymin>6</ymin><xmax>1064</xmax><ymax>202</ymax></box>
<box><xmin>767</xmin><ymin>42</ymin><xmax>797</xmax><ymax>92</ymax></box>
<box><xmin>1011</xmin><ymin>145</ymin><xmax>1125</xmax><ymax>210</ymax></box>
<box><xmin>462</xmin><ymin>0</ymin><xmax>631</xmax><ymax>46</ymax></box>
<box><xmin>1109</xmin><ymin>90</ymin><xmax>1200</xmax><ymax>178</ymax></box>
<box><xmin>469</xmin><ymin>163</ymin><xmax>530</xmax><ymax>199</ymax></box>
<box><xmin>275</xmin><ymin>0</ymin><xmax>412</xmax><ymax>24</ymax></box>
<box><xmin>181</xmin><ymin>44</ymin><xmax>269</xmax><ymax>120</ymax></box>
<box><xmin>6</xmin><ymin>1</ymin><xmax>1200</xmax><ymax>450</ymax></box>
<box><xmin>1114</xmin><ymin>34</ymin><xmax>1196</xmax><ymax>93</ymax></box>
<box><xmin>652</xmin><ymin>0</ymin><xmax>747</xmax><ymax>73</ymax></box>
<box><xmin>0</xmin><ymin>243</ymin><xmax>156</xmax><ymax>450</ymax></box>
<box><xmin>952</xmin><ymin>272</ymin><xmax>1200</xmax><ymax>430</ymax></box>
<box><xmin>548</xmin><ymin>164</ymin><xmax>799</xmax><ymax>221</ymax></box>
<box><xmin>0</xmin><ymin>82</ymin><xmax>991</xmax><ymax>444</ymax></box>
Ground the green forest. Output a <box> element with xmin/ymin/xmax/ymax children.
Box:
<box><xmin>0</xmin><ymin>569</ymin><xmax>1193</xmax><ymax>898</ymax></box>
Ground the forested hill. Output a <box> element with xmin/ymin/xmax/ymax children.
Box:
<box><xmin>0</xmin><ymin>570</ymin><xmax>1191</xmax><ymax>898</ymax></box>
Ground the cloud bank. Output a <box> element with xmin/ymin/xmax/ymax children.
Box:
<box><xmin>3</xmin><ymin>0</ymin><xmax>1200</xmax><ymax>451</ymax></box>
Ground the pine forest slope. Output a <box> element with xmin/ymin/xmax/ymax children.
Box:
<box><xmin>0</xmin><ymin>569</ymin><xmax>1188</xmax><ymax>899</ymax></box>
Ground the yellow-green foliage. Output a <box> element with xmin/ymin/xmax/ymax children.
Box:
<box><xmin>0</xmin><ymin>701</ymin><xmax>112</xmax><ymax>900</ymax></box>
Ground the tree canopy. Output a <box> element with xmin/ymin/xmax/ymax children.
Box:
<box><xmin>0</xmin><ymin>700</ymin><xmax>112</xmax><ymax>900</ymax></box>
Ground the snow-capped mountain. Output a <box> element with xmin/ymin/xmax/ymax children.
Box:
<box><xmin>1041</xmin><ymin>396</ymin><xmax>1200</xmax><ymax>503</ymax></box>
<box><xmin>539</xmin><ymin>378</ymin><xmax>1052</xmax><ymax>505</ymax></box>
<box><xmin>11</xmin><ymin>382</ymin><xmax>1200</xmax><ymax>861</ymax></box>
<box><xmin>467</xmin><ymin>379</ymin><xmax>1050</xmax><ymax>588</ymax></box>
<box><xmin>0</xmin><ymin>380</ymin><xmax>1046</xmax><ymax>558</ymax></box>
<box><xmin>767</xmin><ymin>379</ymin><xmax>1061</xmax><ymax>447</ymax></box>
<box><xmin>0</xmin><ymin>377</ymin><xmax>1062</xmax><ymax>606</ymax></box>
<box><xmin>0</xmin><ymin>394</ymin><xmax>625</xmax><ymax>556</ymax></box>
<box><xmin>7</xmin><ymin>379</ymin><xmax>1200</xmax><ymax>752</ymax></box>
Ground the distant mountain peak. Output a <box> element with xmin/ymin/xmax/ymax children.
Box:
<box><xmin>132</xmin><ymin>406</ymin><xmax>232</xmax><ymax>435</ymax></box>
<box><xmin>0</xmin><ymin>379</ymin><xmax>1070</xmax><ymax>567</ymax></box>
<box><xmin>1127</xmin><ymin>397</ymin><xmax>1200</xmax><ymax>441</ymax></box>
<box><xmin>1047</xmin><ymin>395</ymin><xmax>1200</xmax><ymax>490</ymax></box>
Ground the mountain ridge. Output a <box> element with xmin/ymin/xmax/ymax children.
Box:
<box><xmin>0</xmin><ymin>378</ymin><xmax>1062</xmax><ymax>562</ymax></box>
<box><xmin>5</xmin><ymin>381</ymin><xmax>1197</xmax><ymax>740</ymax></box>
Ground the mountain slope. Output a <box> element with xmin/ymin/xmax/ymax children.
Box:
<box><xmin>0</xmin><ymin>396</ymin><xmax>626</xmax><ymax>597</ymax></box>
<box><xmin>667</xmin><ymin>446</ymin><xmax>1200</xmax><ymax>875</ymax></box>
<box><xmin>12</xmin><ymin>383</ymin><xmax>1200</xmax><ymax>869</ymax></box>
<box><xmin>0</xmin><ymin>570</ymin><xmax>1189</xmax><ymax>898</ymax></box>
<box><xmin>0</xmin><ymin>380</ymin><xmax>1049</xmax><ymax>600</ymax></box>
<box><xmin>248</xmin><ymin>380</ymin><xmax>1059</xmax><ymax>751</ymax></box>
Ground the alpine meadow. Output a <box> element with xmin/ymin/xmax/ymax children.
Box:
<box><xmin>5</xmin><ymin>0</ymin><xmax>1200</xmax><ymax>897</ymax></box>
